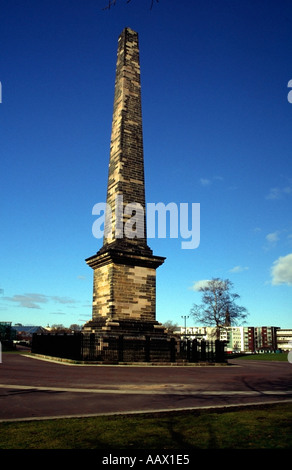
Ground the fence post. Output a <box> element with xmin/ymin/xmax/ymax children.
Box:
<box><xmin>31</xmin><ymin>333</ymin><xmax>36</xmax><ymax>353</ymax></box>
<box><xmin>145</xmin><ymin>336</ymin><xmax>150</xmax><ymax>362</ymax></box>
<box><xmin>89</xmin><ymin>333</ymin><xmax>95</xmax><ymax>360</ymax></box>
<box><xmin>80</xmin><ymin>333</ymin><xmax>84</xmax><ymax>360</ymax></box>
<box><xmin>201</xmin><ymin>340</ymin><xmax>206</xmax><ymax>361</ymax></box>
<box><xmin>215</xmin><ymin>340</ymin><xmax>225</xmax><ymax>362</ymax></box>
<box><xmin>170</xmin><ymin>337</ymin><xmax>176</xmax><ymax>362</ymax></box>
<box><xmin>186</xmin><ymin>340</ymin><xmax>191</xmax><ymax>361</ymax></box>
<box><xmin>118</xmin><ymin>335</ymin><xmax>124</xmax><ymax>362</ymax></box>
<box><xmin>191</xmin><ymin>339</ymin><xmax>198</xmax><ymax>362</ymax></box>
<box><xmin>208</xmin><ymin>341</ymin><xmax>213</xmax><ymax>362</ymax></box>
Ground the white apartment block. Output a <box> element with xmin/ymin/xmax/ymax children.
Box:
<box><xmin>177</xmin><ymin>325</ymin><xmax>288</xmax><ymax>352</ymax></box>
<box><xmin>178</xmin><ymin>326</ymin><xmax>245</xmax><ymax>352</ymax></box>
<box><xmin>276</xmin><ymin>329</ymin><xmax>292</xmax><ymax>351</ymax></box>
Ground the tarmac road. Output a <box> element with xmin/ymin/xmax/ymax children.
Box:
<box><xmin>0</xmin><ymin>353</ymin><xmax>292</xmax><ymax>421</ymax></box>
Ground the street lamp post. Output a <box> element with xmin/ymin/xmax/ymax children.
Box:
<box><xmin>181</xmin><ymin>315</ymin><xmax>189</xmax><ymax>341</ymax></box>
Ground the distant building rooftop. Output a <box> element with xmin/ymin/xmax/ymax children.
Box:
<box><xmin>12</xmin><ymin>325</ymin><xmax>48</xmax><ymax>334</ymax></box>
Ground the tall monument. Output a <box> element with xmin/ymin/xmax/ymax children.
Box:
<box><xmin>82</xmin><ymin>28</ymin><xmax>174</xmax><ymax>362</ymax></box>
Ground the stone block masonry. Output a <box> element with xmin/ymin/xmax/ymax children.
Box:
<box><xmin>104</xmin><ymin>27</ymin><xmax>148</xmax><ymax>252</ymax></box>
<box><xmin>91</xmin><ymin>263</ymin><xmax>156</xmax><ymax>322</ymax></box>
<box><xmin>85</xmin><ymin>246</ymin><xmax>164</xmax><ymax>323</ymax></box>
<box><xmin>82</xmin><ymin>27</ymin><xmax>172</xmax><ymax>362</ymax></box>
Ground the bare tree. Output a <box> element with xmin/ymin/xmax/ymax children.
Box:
<box><xmin>103</xmin><ymin>0</ymin><xmax>159</xmax><ymax>10</ymax></box>
<box><xmin>69</xmin><ymin>324</ymin><xmax>82</xmax><ymax>332</ymax></box>
<box><xmin>49</xmin><ymin>324</ymin><xmax>82</xmax><ymax>333</ymax></box>
<box><xmin>190</xmin><ymin>278</ymin><xmax>248</xmax><ymax>339</ymax></box>
<box><xmin>50</xmin><ymin>324</ymin><xmax>69</xmax><ymax>334</ymax></box>
<box><xmin>162</xmin><ymin>320</ymin><xmax>179</xmax><ymax>334</ymax></box>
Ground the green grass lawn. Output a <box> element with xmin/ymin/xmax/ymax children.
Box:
<box><xmin>1</xmin><ymin>403</ymin><xmax>291</xmax><ymax>449</ymax></box>
<box><xmin>233</xmin><ymin>352</ymin><xmax>288</xmax><ymax>361</ymax></box>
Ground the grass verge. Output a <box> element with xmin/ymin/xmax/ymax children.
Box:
<box><xmin>233</xmin><ymin>353</ymin><xmax>288</xmax><ymax>361</ymax></box>
<box><xmin>0</xmin><ymin>403</ymin><xmax>291</xmax><ymax>449</ymax></box>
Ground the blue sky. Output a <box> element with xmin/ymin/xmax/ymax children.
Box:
<box><xmin>1</xmin><ymin>0</ymin><xmax>292</xmax><ymax>329</ymax></box>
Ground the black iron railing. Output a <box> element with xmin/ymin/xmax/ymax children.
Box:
<box><xmin>31</xmin><ymin>333</ymin><xmax>226</xmax><ymax>363</ymax></box>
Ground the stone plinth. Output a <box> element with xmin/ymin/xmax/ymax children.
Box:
<box><xmin>86</xmin><ymin>248</ymin><xmax>164</xmax><ymax>322</ymax></box>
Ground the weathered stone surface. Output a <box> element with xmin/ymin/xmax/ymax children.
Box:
<box><xmin>86</xmin><ymin>248</ymin><xmax>164</xmax><ymax>322</ymax></box>
<box><xmin>83</xmin><ymin>28</ymin><xmax>171</xmax><ymax>361</ymax></box>
<box><xmin>103</xmin><ymin>27</ymin><xmax>149</xmax><ymax>252</ymax></box>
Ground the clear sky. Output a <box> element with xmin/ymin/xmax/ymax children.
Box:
<box><xmin>1</xmin><ymin>0</ymin><xmax>292</xmax><ymax>329</ymax></box>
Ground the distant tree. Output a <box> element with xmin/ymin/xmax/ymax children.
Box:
<box><xmin>49</xmin><ymin>324</ymin><xmax>82</xmax><ymax>333</ymax></box>
<box><xmin>50</xmin><ymin>324</ymin><xmax>68</xmax><ymax>334</ymax></box>
<box><xmin>69</xmin><ymin>324</ymin><xmax>82</xmax><ymax>332</ymax></box>
<box><xmin>103</xmin><ymin>0</ymin><xmax>159</xmax><ymax>10</ymax></box>
<box><xmin>190</xmin><ymin>278</ymin><xmax>248</xmax><ymax>339</ymax></box>
<box><xmin>162</xmin><ymin>320</ymin><xmax>179</xmax><ymax>334</ymax></box>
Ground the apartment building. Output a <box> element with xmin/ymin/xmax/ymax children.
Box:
<box><xmin>244</xmin><ymin>326</ymin><xmax>279</xmax><ymax>352</ymax></box>
<box><xmin>276</xmin><ymin>329</ymin><xmax>292</xmax><ymax>351</ymax></box>
<box><xmin>178</xmin><ymin>325</ymin><xmax>282</xmax><ymax>352</ymax></box>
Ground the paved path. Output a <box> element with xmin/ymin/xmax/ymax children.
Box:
<box><xmin>0</xmin><ymin>353</ymin><xmax>291</xmax><ymax>421</ymax></box>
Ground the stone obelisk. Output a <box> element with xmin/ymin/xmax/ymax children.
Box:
<box><xmin>82</xmin><ymin>28</ymin><xmax>172</xmax><ymax>362</ymax></box>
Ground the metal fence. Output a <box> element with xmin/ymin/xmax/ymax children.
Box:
<box><xmin>31</xmin><ymin>333</ymin><xmax>226</xmax><ymax>363</ymax></box>
<box><xmin>178</xmin><ymin>339</ymin><xmax>226</xmax><ymax>363</ymax></box>
<box><xmin>31</xmin><ymin>333</ymin><xmax>83</xmax><ymax>360</ymax></box>
<box><xmin>81</xmin><ymin>335</ymin><xmax>178</xmax><ymax>363</ymax></box>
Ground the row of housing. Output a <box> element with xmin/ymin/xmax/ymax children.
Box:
<box><xmin>176</xmin><ymin>326</ymin><xmax>292</xmax><ymax>353</ymax></box>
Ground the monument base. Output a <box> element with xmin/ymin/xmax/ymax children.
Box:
<box><xmin>82</xmin><ymin>318</ymin><xmax>177</xmax><ymax>363</ymax></box>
